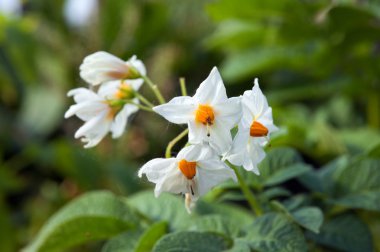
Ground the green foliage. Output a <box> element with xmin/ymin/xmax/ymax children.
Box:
<box><xmin>152</xmin><ymin>231</ymin><xmax>232</xmax><ymax>252</ymax></box>
<box><xmin>242</xmin><ymin>213</ymin><xmax>308</xmax><ymax>252</ymax></box>
<box><xmin>307</xmin><ymin>213</ymin><xmax>373</xmax><ymax>252</ymax></box>
<box><xmin>24</xmin><ymin>191</ymin><xmax>139</xmax><ymax>252</ymax></box>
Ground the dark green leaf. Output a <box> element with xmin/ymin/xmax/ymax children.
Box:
<box><xmin>291</xmin><ymin>207</ymin><xmax>323</xmax><ymax>234</ymax></box>
<box><xmin>189</xmin><ymin>215</ymin><xmax>241</xmax><ymax>237</ymax></box>
<box><xmin>242</xmin><ymin>213</ymin><xmax>308</xmax><ymax>252</ymax></box>
<box><xmin>24</xmin><ymin>191</ymin><xmax>139</xmax><ymax>252</ymax></box>
<box><xmin>152</xmin><ymin>231</ymin><xmax>232</xmax><ymax>252</ymax></box>
<box><xmin>102</xmin><ymin>221</ymin><xmax>168</xmax><ymax>252</ymax></box>
<box><xmin>307</xmin><ymin>213</ymin><xmax>373</xmax><ymax>252</ymax></box>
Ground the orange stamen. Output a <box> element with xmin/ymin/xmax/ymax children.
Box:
<box><xmin>114</xmin><ymin>82</ymin><xmax>134</xmax><ymax>99</ymax></box>
<box><xmin>178</xmin><ymin>159</ymin><xmax>196</xmax><ymax>180</ymax></box>
<box><xmin>250</xmin><ymin>121</ymin><xmax>268</xmax><ymax>137</ymax></box>
<box><xmin>195</xmin><ymin>104</ymin><xmax>215</xmax><ymax>125</ymax></box>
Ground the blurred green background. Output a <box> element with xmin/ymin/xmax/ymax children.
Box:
<box><xmin>0</xmin><ymin>0</ymin><xmax>379</xmax><ymax>251</ymax></box>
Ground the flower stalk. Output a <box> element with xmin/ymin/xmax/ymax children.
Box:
<box><xmin>142</xmin><ymin>75</ymin><xmax>166</xmax><ymax>104</ymax></box>
<box><xmin>165</xmin><ymin>129</ymin><xmax>189</xmax><ymax>158</ymax></box>
<box><xmin>179</xmin><ymin>77</ymin><xmax>187</xmax><ymax>96</ymax></box>
<box><xmin>226</xmin><ymin>160</ymin><xmax>263</xmax><ymax>216</ymax></box>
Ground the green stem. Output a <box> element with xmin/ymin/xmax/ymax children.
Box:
<box><xmin>126</xmin><ymin>101</ymin><xmax>154</xmax><ymax>112</ymax></box>
<box><xmin>142</xmin><ymin>75</ymin><xmax>166</xmax><ymax>104</ymax></box>
<box><xmin>134</xmin><ymin>92</ymin><xmax>154</xmax><ymax>108</ymax></box>
<box><xmin>226</xmin><ymin>161</ymin><xmax>263</xmax><ymax>216</ymax></box>
<box><xmin>179</xmin><ymin>77</ymin><xmax>187</xmax><ymax>96</ymax></box>
<box><xmin>165</xmin><ymin>129</ymin><xmax>189</xmax><ymax>158</ymax></box>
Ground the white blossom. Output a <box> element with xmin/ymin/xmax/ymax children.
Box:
<box><xmin>225</xmin><ymin>79</ymin><xmax>277</xmax><ymax>174</ymax></box>
<box><xmin>153</xmin><ymin>67</ymin><xmax>241</xmax><ymax>155</ymax></box>
<box><xmin>138</xmin><ymin>144</ymin><xmax>237</xmax><ymax>213</ymax></box>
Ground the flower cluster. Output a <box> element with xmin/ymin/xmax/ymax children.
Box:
<box><xmin>65</xmin><ymin>52</ymin><xmax>146</xmax><ymax>148</ymax></box>
<box><xmin>65</xmin><ymin>51</ymin><xmax>277</xmax><ymax>213</ymax></box>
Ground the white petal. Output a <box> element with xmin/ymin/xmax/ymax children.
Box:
<box><xmin>157</xmin><ymin>168</ymin><xmax>188</xmax><ymax>197</ymax></box>
<box><xmin>243</xmin><ymin>139</ymin><xmax>266</xmax><ymax>174</ymax></box>
<box><xmin>74</xmin><ymin>110</ymin><xmax>109</xmax><ymax>138</ymax></box>
<box><xmin>208</xmin><ymin>120</ymin><xmax>233</xmax><ymax>155</ymax></box>
<box><xmin>138</xmin><ymin>158</ymin><xmax>176</xmax><ymax>181</ymax></box>
<box><xmin>110</xmin><ymin>104</ymin><xmax>138</xmax><ymax>138</ymax></box>
<box><xmin>97</xmin><ymin>80</ymin><xmax>121</xmax><ymax>99</ymax></box>
<box><xmin>64</xmin><ymin>101</ymin><xmax>107</xmax><ymax>120</ymax></box>
<box><xmin>213</xmin><ymin>96</ymin><xmax>242</xmax><ymax>129</ymax></box>
<box><xmin>194</xmin><ymin>67</ymin><xmax>228</xmax><ymax>105</ymax></box>
<box><xmin>188</xmin><ymin>121</ymin><xmax>207</xmax><ymax>144</ymax></box>
<box><xmin>196</xmin><ymin>160</ymin><xmax>237</xmax><ymax>196</ymax></box>
<box><xmin>225</xmin><ymin>127</ymin><xmax>249</xmax><ymax>166</ymax></box>
<box><xmin>80</xmin><ymin>51</ymin><xmax>128</xmax><ymax>85</ymax></box>
<box><xmin>126</xmin><ymin>55</ymin><xmax>146</xmax><ymax>76</ymax></box>
<box><xmin>177</xmin><ymin>144</ymin><xmax>214</xmax><ymax>162</ymax></box>
<box><xmin>242</xmin><ymin>79</ymin><xmax>269</xmax><ymax>119</ymax></box>
<box><xmin>67</xmin><ymin>88</ymin><xmax>101</xmax><ymax>103</ymax></box>
<box><xmin>153</xmin><ymin>96</ymin><xmax>196</xmax><ymax>124</ymax></box>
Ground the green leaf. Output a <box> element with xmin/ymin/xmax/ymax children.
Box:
<box><xmin>242</xmin><ymin>213</ymin><xmax>308</xmax><ymax>252</ymax></box>
<box><xmin>333</xmin><ymin>158</ymin><xmax>380</xmax><ymax>211</ymax></box>
<box><xmin>189</xmin><ymin>215</ymin><xmax>241</xmax><ymax>237</ymax></box>
<box><xmin>263</xmin><ymin>163</ymin><xmax>311</xmax><ymax>187</ymax></box>
<box><xmin>152</xmin><ymin>231</ymin><xmax>232</xmax><ymax>252</ymax></box>
<box><xmin>127</xmin><ymin>191</ymin><xmax>195</xmax><ymax>230</ymax></box>
<box><xmin>241</xmin><ymin>147</ymin><xmax>307</xmax><ymax>188</ymax></box>
<box><xmin>291</xmin><ymin>207</ymin><xmax>323</xmax><ymax>234</ymax></box>
<box><xmin>195</xmin><ymin>200</ymin><xmax>254</xmax><ymax>226</ymax></box>
<box><xmin>24</xmin><ymin>191</ymin><xmax>139</xmax><ymax>252</ymax></box>
<box><xmin>102</xmin><ymin>221</ymin><xmax>168</xmax><ymax>252</ymax></box>
<box><xmin>307</xmin><ymin>213</ymin><xmax>373</xmax><ymax>252</ymax></box>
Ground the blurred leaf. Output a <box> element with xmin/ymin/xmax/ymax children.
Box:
<box><xmin>333</xmin><ymin>158</ymin><xmax>380</xmax><ymax>209</ymax></box>
<box><xmin>127</xmin><ymin>191</ymin><xmax>195</xmax><ymax>230</ymax></box>
<box><xmin>242</xmin><ymin>213</ymin><xmax>307</xmax><ymax>252</ymax></box>
<box><xmin>307</xmin><ymin>213</ymin><xmax>373</xmax><ymax>252</ymax></box>
<box><xmin>189</xmin><ymin>215</ymin><xmax>241</xmax><ymax>237</ymax></box>
<box><xmin>264</xmin><ymin>163</ymin><xmax>311</xmax><ymax>187</ymax></box>
<box><xmin>366</xmin><ymin>141</ymin><xmax>380</xmax><ymax>158</ymax></box>
<box><xmin>0</xmin><ymin>200</ymin><xmax>16</xmax><ymax>252</ymax></box>
<box><xmin>24</xmin><ymin>191</ymin><xmax>139</xmax><ymax>252</ymax></box>
<box><xmin>291</xmin><ymin>207</ymin><xmax>323</xmax><ymax>234</ymax></box>
<box><xmin>195</xmin><ymin>200</ymin><xmax>254</xmax><ymax>227</ymax></box>
<box><xmin>102</xmin><ymin>221</ymin><xmax>168</xmax><ymax>252</ymax></box>
<box><xmin>152</xmin><ymin>231</ymin><xmax>232</xmax><ymax>252</ymax></box>
<box><xmin>240</xmin><ymin>147</ymin><xmax>308</xmax><ymax>189</ymax></box>
<box><xmin>260</xmin><ymin>187</ymin><xmax>291</xmax><ymax>201</ymax></box>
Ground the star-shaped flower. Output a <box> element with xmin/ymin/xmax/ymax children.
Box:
<box><xmin>153</xmin><ymin>67</ymin><xmax>241</xmax><ymax>154</ymax></box>
<box><xmin>64</xmin><ymin>79</ymin><xmax>142</xmax><ymax>148</ymax></box>
<box><xmin>79</xmin><ymin>51</ymin><xmax>146</xmax><ymax>86</ymax></box>
<box><xmin>138</xmin><ymin>144</ymin><xmax>237</xmax><ymax>213</ymax></box>
<box><xmin>225</xmin><ymin>79</ymin><xmax>277</xmax><ymax>174</ymax></box>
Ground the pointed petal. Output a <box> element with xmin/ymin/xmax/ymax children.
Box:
<box><xmin>110</xmin><ymin>104</ymin><xmax>138</xmax><ymax>138</ymax></box>
<box><xmin>213</xmin><ymin>96</ymin><xmax>242</xmax><ymax>129</ymax></box>
<box><xmin>243</xmin><ymin>140</ymin><xmax>266</xmax><ymax>174</ymax></box>
<box><xmin>196</xmin><ymin>160</ymin><xmax>237</xmax><ymax>196</ymax></box>
<box><xmin>242</xmin><ymin>79</ymin><xmax>269</xmax><ymax>119</ymax></box>
<box><xmin>177</xmin><ymin>144</ymin><xmax>214</xmax><ymax>162</ymax></box>
<box><xmin>153</xmin><ymin>96</ymin><xmax>196</xmax><ymax>124</ymax></box>
<box><xmin>208</xmin><ymin>120</ymin><xmax>233</xmax><ymax>155</ymax></box>
<box><xmin>127</xmin><ymin>55</ymin><xmax>146</xmax><ymax>76</ymax></box>
<box><xmin>67</xmin><ymin>88</ymin><xmax>100</xmax><ymax>103</ymax></box>
<box><xmin>225</xmin><ymin>127</ymin><xmax>249</xmax><ymax>166</ymax></box>
<box><xmin>188</xmin><ymin>121</ymin><xmax>207</xmax><ymax>144</ymax></box>
<box><xmin>194</xmin><ymin>67</ymin><xmax>227</xmax><ymax>105</ymax></box>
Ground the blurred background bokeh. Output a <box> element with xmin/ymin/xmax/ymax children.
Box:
<box><xmin>0</xmin><ymin>0</ymin><xmax>379</xmax><ymax>251</ymax></box>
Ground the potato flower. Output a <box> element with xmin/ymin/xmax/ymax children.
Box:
<box><xmin>225</xmin><ymin>79</ymin><xmax>277</xmax><ymax>174</ymax></box>
<box><xmin>138</xmin><ymin>144</ymin><xmax>237</xmax><ymax>213</ymax></box>
<box><xmin>153</xmin><ymin>67</ymin><xmax>241</xmax><ymax>155</ymax></box>
<box><xmin>80</xmin><ymin>51</ymin><xmax>146</xmax><ymax>86</ymax></box>
<box><xmin>64</xmin><ymin>79</ymin><xmax>142</xmax><ymax>148</ymax></box>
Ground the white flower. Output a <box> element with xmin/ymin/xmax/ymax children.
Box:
<box><xmin>79</xmin><ymin>51</ymin><xmax>146</xmax><ymax>86</ymax></box>
<box><xmin>153</xmin><ymin>67</ymin><xmax>241</xmax><ymax>155</ymax></box>
<box><xmin>138</xmin><ymin>144</ymin><xmax>237</xmax><ymax>213</ymax></box>
<box><xmin>225</xmin><ymin>79</ymin><xmax>277</xmax><ymax>174</ymax></box>
<box><xmin>64</xmin><ymin>79</ymin><xmax>142</xmax><ymax>148</ymax></box>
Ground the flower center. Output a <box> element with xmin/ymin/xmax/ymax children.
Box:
<box><xmin>250</xmin><ymin>121</ymin><xmax>268</xmax><ymax>137</ymax></box>
<box><xmin>115</xmin><ymin>82</ymin><xmax>135</xmax><ymax>100</ymax></box>
<box><xmin>195</xmin><ymin>104</ymin><xmax>215</xmax><ymax>125</ymax></box>
<box><xmin>178</xmin><ymin>159</ymin><xmax>196</xmax><ymax>180</ymax></box>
